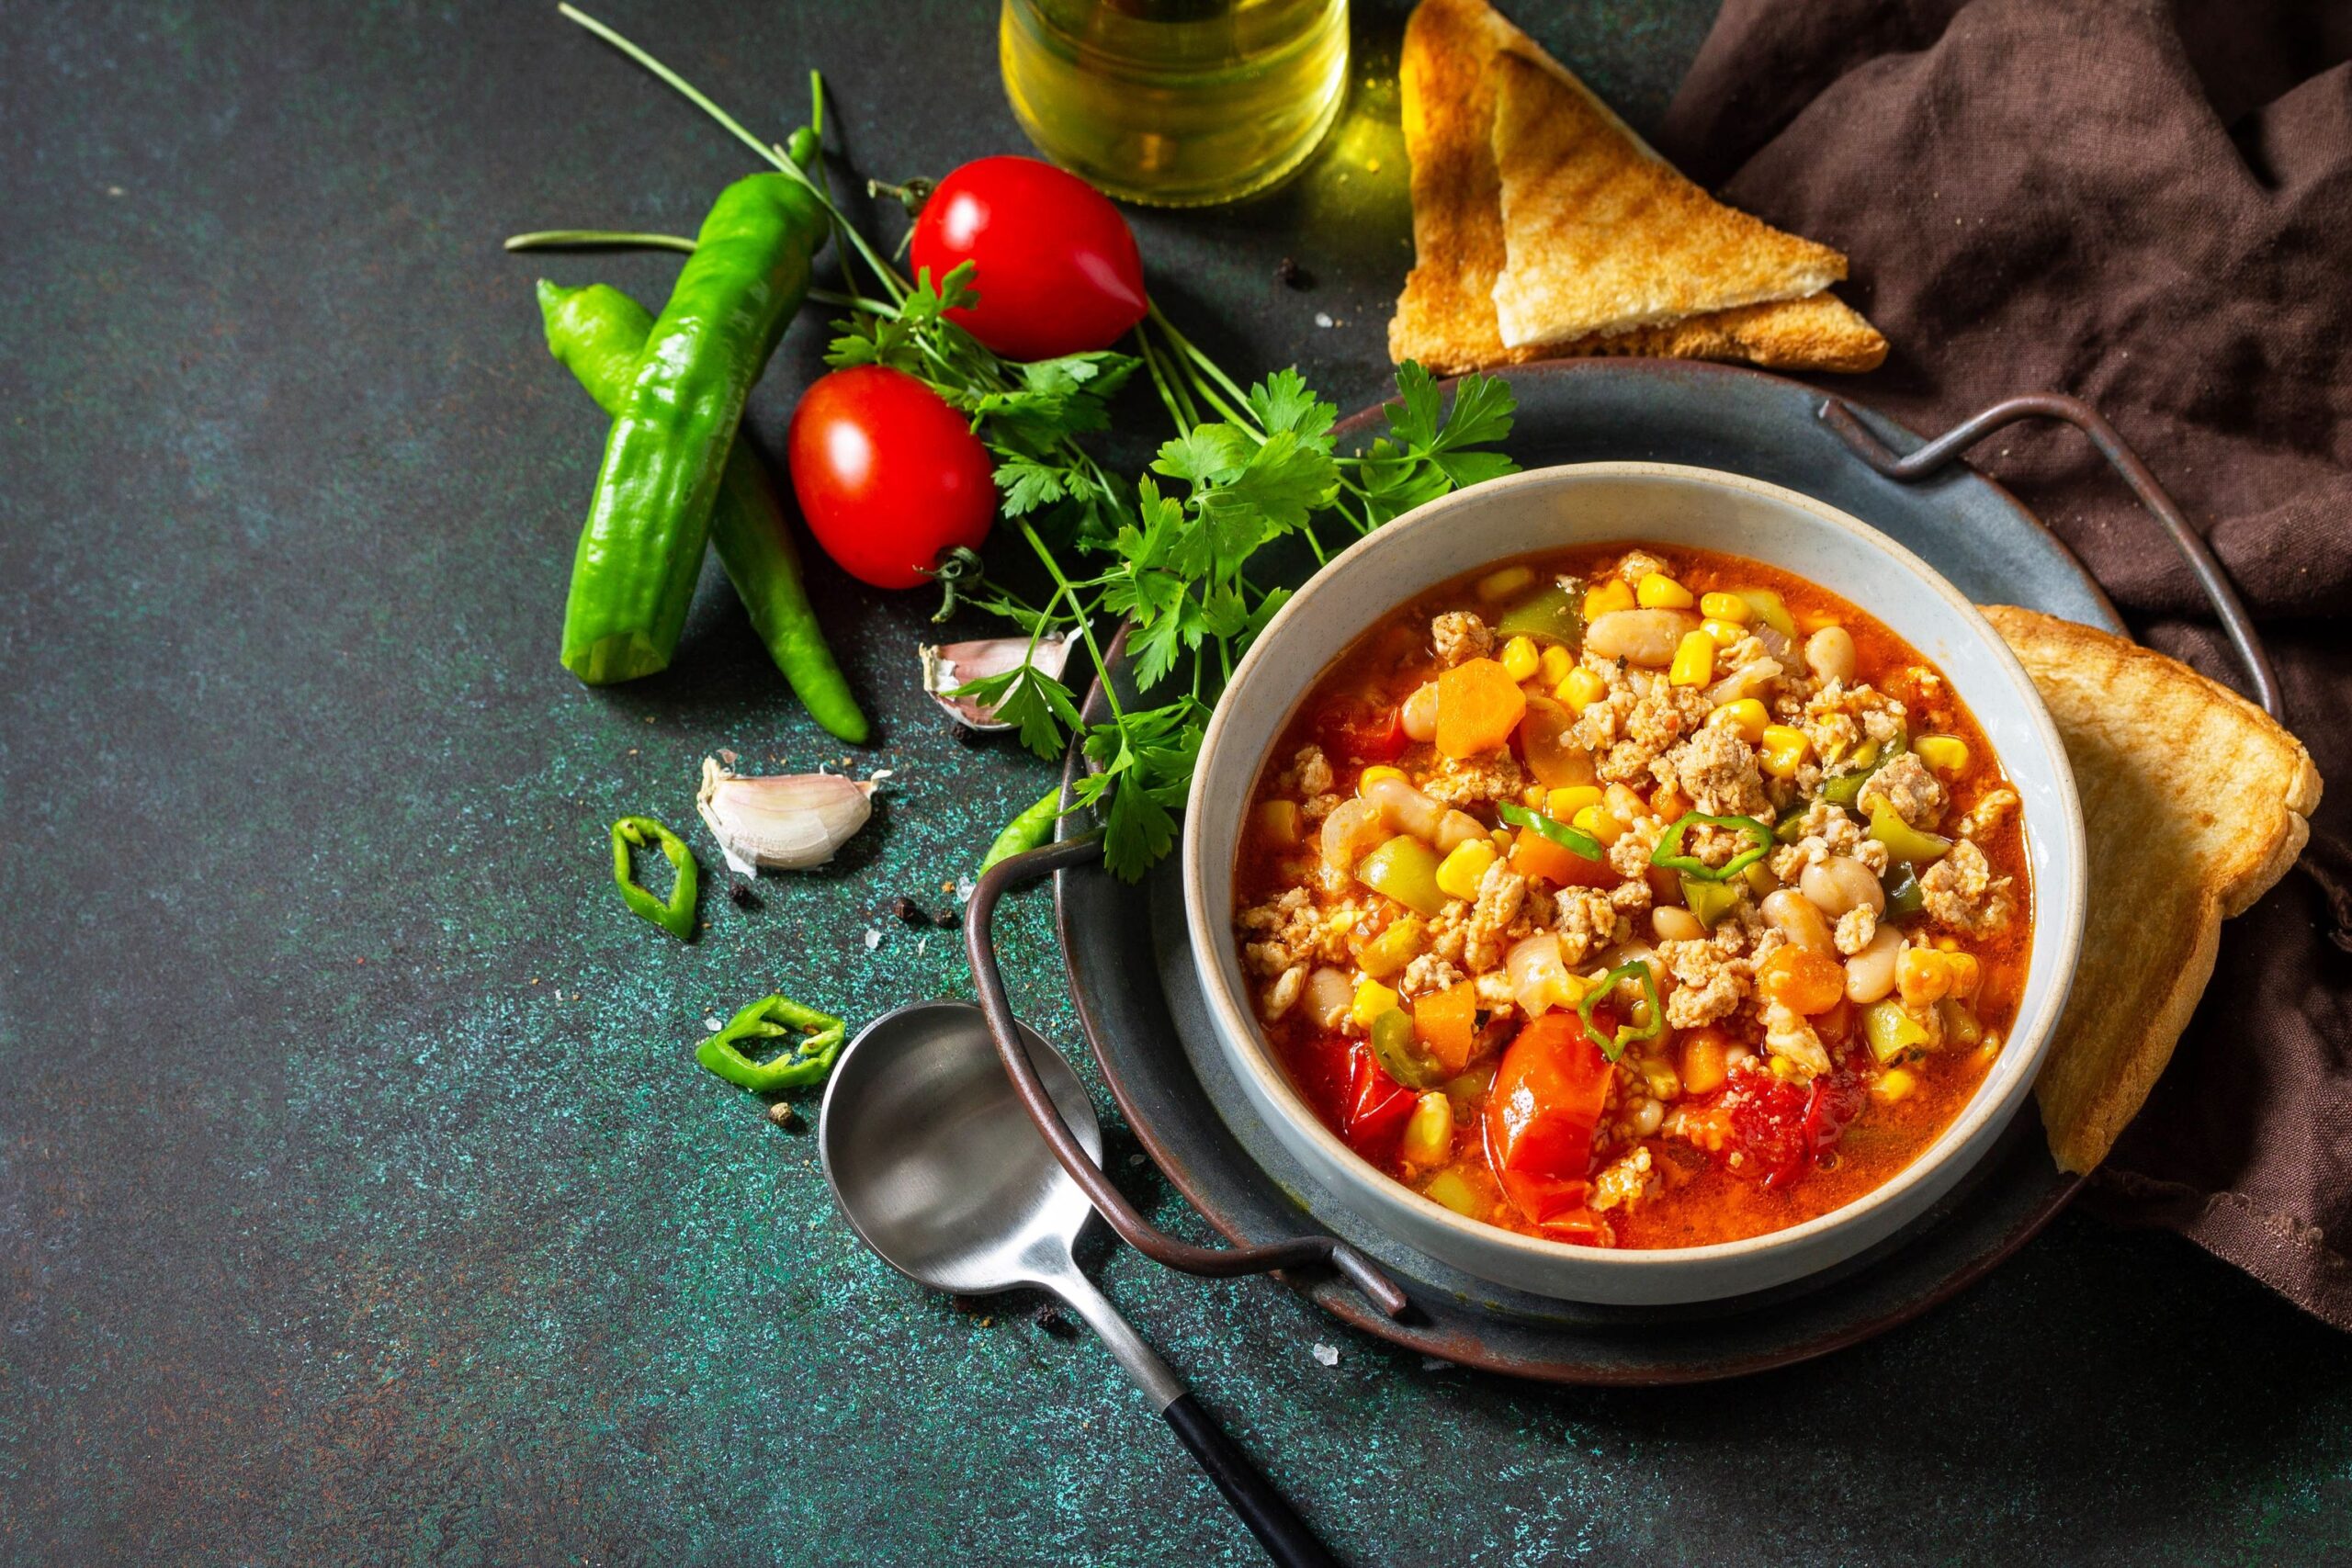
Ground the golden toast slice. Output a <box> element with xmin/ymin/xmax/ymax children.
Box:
<box><xmin>1984</xmin><ymin>607</ymin><xmax>2323</xmax><ymax>1173</ymax></box>
<box><xmin>1487</xmin><ymin>50</ymin><xmax>1846</xmax><ymax>347</ymax></box>
<box><xmin>1387</xmin><ymin>0</ymin><xmax>1884</xmax><ymax>375</ymax></box>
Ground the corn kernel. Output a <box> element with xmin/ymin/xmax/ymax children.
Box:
<box><xmin>1357</xmin><ymin>765</ymin><xmax>1408</xmax><ymax>795</ymax></box>
<box><xmin>1701</xmin><ymin>617</ymin><xmax>1745</xmax><ymax>649</ymax></box>
<box><xmin>1668</xmin><ymin>630</ymin><xmax>1716</xmax><ymax>687</ymax></box>
<box><xmin>1636</xmin><ymin>572</ymin><xmax>1695</xmax><ymax>610</ymax></box>
<box><xmin>1399</xmin><ymin>1092</ymin><xmax>1453</xmax><ymax>1166</ymax></box>
<box><xmin>1436</xmin><ymin>838</ymin><xmax>1498</xmax><ymax>901</ymax></box>
<box><xmin>1583</xmin><ymin>578</ymin><xmax>1634</xmax><ymax>618</ymax></box>
<box><xmin>1651</xmin><ymin>784</ymin><xmax>1690</xmax><ymax>821</ymax></box>
<box><xmin>1476</xmin><ymin>565</ymin><xmax>1535</xmax><ymax>601</ymax></box>
<box><xmin>1537</xmin><ymin>644</ymin><xmax>1574</xmax><ymax>686</ymax></box>
<box><xmin>1709</xmin><ymin>697</ymin><xmax>1769</xmax><ymax>742</ymax></box>
<box><xmin>1935</xmin><ymin>935</ymin><xmax>1959</xmax><ymax>953</ymax></box>
<box><xmin>1546</xmin><ymin>784</ymin><xmax>1603</xmax><ymax>820</ymax></box>
<box><xmin>1256</xmin><ymin>798</ymin><xmax>1302</xmax><ymax>846</ymax></box>
<box><xmin>1522</xmin><ymin>784</ymin><xmax>1547</xmax><ymax>807</ymax></box>
<box><xmin>1351</xmin><ymin>980</ymin><xmax>1399</xmax><ymax>1028</ymax></box>
<box><xmin>1916</xmin><ymin>734</ymin><xmax>1971</xmax><ymax>775</ymax></box>
<box><xmin>1573</xmin><ymin>806</ymin><xmax>1626</xmax><ymax>844</ymax></box>
<box><xmin>1499</xmin><ymin>635</ymin><xmax>1540</xmax><ymax>682</ymax></box>
<box><xmin>1871</xmin><ymin>1067</ymin><xmax>1917</xmax><ymax>1103</ymax></box>
<box><xmin>1557</xmin><ymin>666</ymin><xmax>1609</xmax><ymax>712</ymax></box>
<box><xmin>1759</xmin><ymin>725</ymin><xmax>1812</xmax><ymax>778</ymax></box>
<box><xmin>1699</xmin><ymin>592</ymin><xmax>1752</xmax><ymax>624</ymax></box>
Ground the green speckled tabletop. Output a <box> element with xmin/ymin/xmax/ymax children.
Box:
<box><xmin>5</xmin><ymin>1</ymin><xmax>2347</xmax><ymax>1562</ymax></box>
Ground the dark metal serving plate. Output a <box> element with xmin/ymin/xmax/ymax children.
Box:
<box><xmin>1054</xmin><ymin>360</ymin><xmax>2110</xmax><ymax>1383</ymax></box>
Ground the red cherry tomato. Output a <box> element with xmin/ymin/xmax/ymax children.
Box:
<box><xmin>1342</xmin><ymin>1044</ymin><xmax>1419</xmax><ymax>1164</ymax></box>
<box><xmin>910</xmin><ymin>155</ymin><xmax>1148</xmax><ymax>361</ymax></box>
<box><xmin>1316</xmin><ymin>696</ymin><xmax>1408</xmax><ymax>765</ymax></box>
<box><xmin>1484</xmin><ymin>1011</ymin><xmax>1612</xmax><ymax>1225</ymax></box>
<box><xmin>786</xmin><ymin>365</ymin><xmax>996</xmax><ymax>590</ymax></box>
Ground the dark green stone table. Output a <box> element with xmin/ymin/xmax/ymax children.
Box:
<box><xmin>6</xmin><ymin>1</ymin><xmax>2346</xmax><ymax>1561</ymax></box>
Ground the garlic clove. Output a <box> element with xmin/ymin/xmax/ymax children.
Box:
<box><xmin>695</xmin><ymin>757</ymin><xmax>875</xmax><ymax>875</ymax></box>
<box><xmin>920</xmin><ymin>635</ymin><xmax>1075</xmax><ymax>731</ymax></box>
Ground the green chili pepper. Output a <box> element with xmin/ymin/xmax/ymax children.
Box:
<box><xmin>1651</xmin><ymin>811</ymin><xmax>1774</xmax><ymax>881</ymax></box>
<box><xmin>611</xmin><ymin>816</ymin><xmax>698</xmax><ymax>940</ymax></box>
<box><xmin>1492</xmin><ymin>584</ymin><xmax>1583</xmax><ymax>646</ymax></box>
<box><xmin>1820</xmin><ymin>770</ymin><xmax>1871</xmax><ymax>809</ymax></box>
<box><xmin>1882</xmin><ymin>860</ymin><xmax>1926</xmax><ymax>919</ymax></box>
<box><xmin>1679</xmin><ymin>873</ymin><xmax>1743</xmax><ymax>929</ymax></box>
<box><xmin>1369</xmin><ymin>1008</ymin><xmax>1443</xmax><ymax>1089</ymax></box>
<box><xmin>1577</xmin><ymin>962</ymin><xmax>1664</xmax><ymax>1062</ymax></box>
<box><xmin>538</xmin><ymin>280</ymin><xmax>868</xmax><ymax>742</ymax></box>
<box><xmin>1774</xmin><ymin>807</ymin><xmax>1810</xmax><ymax>844</ymax></box>
<box><xmin>978</xmin><ymin>786</ymin><xmax>1062</xmax><ymax>875</ymax></box>
<box><xmin>1496</xmin><ymin>801</ymin><xmax>1604</xmax><ymax>861</ymax></box>
<box><xmin>560</xmin><ymin>170</ymin><xmax>828</xmax><ymax>684</ymax></box>
<box><xmin>695</xmin><ymin>994</ymin><xmax>847</xmax><ymax>1091</ymax></box>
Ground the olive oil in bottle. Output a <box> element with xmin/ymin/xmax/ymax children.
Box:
<box><xmin>1000</xmin><ymin>0</ymin><xmax>1350</xmax><ymax>207</ymax></box>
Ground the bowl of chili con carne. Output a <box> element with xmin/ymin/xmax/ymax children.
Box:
<box><xmin>1182</xmin><ymin>462</ymin><xmax>2086</xmax><ymax>1305</ymax></box>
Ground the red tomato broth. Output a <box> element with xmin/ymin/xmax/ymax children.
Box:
<box><xmin>1233</xmin><ymin>543</ymin><xmax>2033</xmax><ymax>1250</ymax></box>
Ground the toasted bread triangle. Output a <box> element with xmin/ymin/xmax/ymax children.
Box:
<box><xmin>1488</xmin><ymin>51</ymin><xmax>1847</xmax><ymax>346</ymax></box>
<box><xmin>1985</xmin><ymin>608</ymin><xmax>2324</xmax><ymax>1174</ymax></box>
<box><xmin>1387</xmin><ymin>0</ymin><xmax>1883</xmax><ymax>374</ymax></box>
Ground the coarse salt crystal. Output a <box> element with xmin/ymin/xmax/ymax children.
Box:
<box><xmin>864</xmin><ymin>929</ymin><xmax>882</xmax><ymax>951</ymax></box>
<box><xmin>705</xmin><ymin>1016</ymin><xmax>724</xmax><ymax>1032</ymax></box>
<box><xmin>1312</xmin><ymin>1343</ymin><xmax>1340</xmax><ymax>1367</ymax></box>
<box><xmin>1314</xmin><ymin>311</ymin><xmax>1334</xmax><ymax>329</ymax></box>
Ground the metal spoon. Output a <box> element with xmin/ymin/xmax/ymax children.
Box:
<box><xmin>820</xmin><ymin>1000</ymin><xmax>1339</xmax><ymax>1568</ymax></box>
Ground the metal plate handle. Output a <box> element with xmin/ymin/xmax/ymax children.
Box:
<box><xmin>1818</xmin><ymin>391</ymin><xmax>2283</xmax><ymax>720</ymax></box>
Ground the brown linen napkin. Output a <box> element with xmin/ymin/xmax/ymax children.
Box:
<box><xmin>1656</xmin><ymin>0</ymin><xmax>2352</xmax><ymax>1325</ymax></box>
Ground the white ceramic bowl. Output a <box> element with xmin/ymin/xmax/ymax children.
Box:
<box><xmin>1182</xmin><ymin>463</ymin><xmax>2086</xmax><ymax>1304</ymax></box>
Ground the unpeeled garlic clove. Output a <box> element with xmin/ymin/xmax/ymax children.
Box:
<box><xmin>695</xmin><ymin>757</ymin><xmax>875</xmax><ymax>876</ymax></box>
<box><xmin>920</xmin><ymin>635</ymin><xmax>1075</xmax><ymax>731</ymax></box>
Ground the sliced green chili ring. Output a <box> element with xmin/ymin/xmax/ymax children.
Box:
<box><xmin>1369</xmin><ymin>1008</ymin><xmax>1443</xmax><ymax>1089</ymax></box>
<box><xmin>1495</xmin><ymin>801</ymin><xmax>1604</xmax><ymax>862</ymax></box>
<box><xmin>695</xmin><ymin>993</ymin><xmax>847</xmax><ymax>1091</ymax></box>
<box><xmin>1883</xmin><ymin>861</ymin><xmax>1926</xmax><ymax>919</ymax></box>
<box><xmin>1577</xmin><ymin>961</ymin><xmax>1664</xmax><ymax>1063</ymax></box>
<box><xmin>1649</xmin><ymin>811</ymin><xmax>1774</xmax><ymax>881</ymax></box>
<box><xmin>612</xmin><ymin>816</ymin><xmax>698</xmax><ymax>940</ymax></box>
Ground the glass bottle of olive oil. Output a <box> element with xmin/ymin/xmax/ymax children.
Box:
<box><xmin>1001</xmin><ymin>0</ymin><xmax>1350</xmax><ymax>207</ymax></box>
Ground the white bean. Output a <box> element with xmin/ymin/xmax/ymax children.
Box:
<box><xmin>1436</xmin><ymin>810</ymin><xmax>1488</xmax><ymax>852</ymax></box>
<box><xmin>1801</xmin><ymin>855</ymin><xmax>1887</xmax><ymax>917</ymax></box>
<box><xmin>1584</xmin><ymin>609</ymin><xmax>1701</xmax><ymax>667</ymax></box>
<box><xmin>1363</xmin><ymin>774</ymin><xmax>1447</xmax><ymax>841</ymax></box>
<box><xmin>1629</xmin><ymin>1097</ymin><xmax>1665</xmax><ymax>1136</ymax></box>
<box><xmin>1320</xmin><ymin>797</ymin><xmax>1385</xmax><ymax>872</ymax></box>
<box><xmin>1652</xmin><ymin>907</ymin><xmax>1706</xmax><ymax>942</ymax></box>
<box><xmin>1400</xmin><ymin>681</ymin><xmax>1440</xmax><ymax>742</ymax></box>
<box><xmin>1804</xmin><ymin>626</ymin><xmax>1858</xmax><ymax>683</ymax></box>
<box><xmin>1306</xmin><ymin>966</ymin><xmax>1355</xmax><ymax>1030</ymax></box>
<box><xmin>1762</xmin><ymin>887</ymin><xmax>1836</xmax><ymax>954</ymax></box>
<box><xmin>1845</xmin><ymin>926</ymin><xmax>1904</xmax><ymax>1004</ymax></box>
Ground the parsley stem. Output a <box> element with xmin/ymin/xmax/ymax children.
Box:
<box><xmin>1148</xmin><ymin>303</ymin><xmax>1261</xmax><ymax>434</ymax></box>
<box><xmin>1133</xmin><ymin>322</ymin><xmax>1199</xmax><ymax>432</ymax></box>
<box><xmin>1019</xmin><ymin>520</ymin><xmax>1125</xmax><ymax>724</ymax></box>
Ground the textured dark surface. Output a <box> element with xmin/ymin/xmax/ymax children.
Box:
<box><xmin>2</xmin><ymin>1</ymin><xmax>2346</xmax><ymax>1564</ymax></box>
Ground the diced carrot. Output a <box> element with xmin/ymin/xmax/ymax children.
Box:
<box><xmin>1413</xmin><ymin>979</ymin><xmax>1478</xmax><ymax>1074</ymax></box>
<box><xmin>1510</xmin><ymin>829</ymin><xmax>1615</xmax><ymax>888</ymax></box>
<box><xmin>1679</xmin><ymin>1025</ymin><xmax>1734</xmax><ymax>1097</ymax></box>
<box><xmin>1434</xmin><ymin>658</ymin><xmax>1528</xmax><ymax>759</ymax></box>
<box><xmin>1758</xmin><ymin>945</ymin><xmax>1845</xmax><ymax>1015</ymax></box>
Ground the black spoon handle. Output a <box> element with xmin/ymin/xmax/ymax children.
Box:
<box><xmin>1161</xmin><ymin>1393</ymin><xmax>1340</xmax><ymax>1568</ymax></box>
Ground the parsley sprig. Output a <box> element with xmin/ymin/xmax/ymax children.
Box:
<box><xmin>537</xmin><ymin>7</ymin><xmax>1521</xmax><ymax>879</ymax></box>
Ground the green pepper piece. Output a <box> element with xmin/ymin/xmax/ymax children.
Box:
<box><xmin>1495</xmin><ymin>801</ymin><xmax>1604</xmax><ymax>861</ymax></box>
<box><xmin>1820</xmin><ymin>771</ymin><xmax>1871</xmax><ymax>808</ymax></box>
<box><xmin>1862</xmin><ymin>998</ymin><xmax>1932</xmax><ymax>1065</ymax></box>
<box><xmin>1867</xmin><ymin>802</ymin><xmax>1953</xmax><ymax>864</ymax></box>
<box><xmin>1650</xmin><ymin>811</ymin><xmax>1774</xmax><ymax>881</ymax></box>
<box><xmin>560</xmin><ymin>171</ymin><xmax>829</xmax><ymax>685</ymax></box>
<box><xmin>1492</xmin><ymin>584</ymin><xmax>1584</xmax><ymax>646</ymax></box>
<box><xmin>1424</xmin><ymin>1169</ymin><xmax>1483</xmax><ymax>1216</ymax></box>
<box><xmin>1679</xmin><ymin>873</ymin><xmax>1744</xmax><ymax>929</ymax></box>
<box><xmin>979</xmin><ymin>786</ymin><xmax>1063</xmax><ymax>875</ymax></box>
<box><xmin>1358</xmin><ymin>917</ymin><xmax>1429</xmax><ymax>980</ymax></box>
<box><xmin>538</xmin><ymin>280</ymin><xmax>867</xmax><ymax>742</ymax></box>
<box><xmin>1355</xmin><ymin>835</ymin><xmax>1449</xmax><ymax>918</ymax></box>
<box><xmin>611</xmin><ymin>816</ymin><xmax>698</xmax><ymax>940</ymax></box>
<box><xmin>1369</xmin><ymin>1008</ymin><xmax>1443</xmax><ymax>1089</ymax></box>
<box><xmin>1774</xmin><ymin>807</ymin><xmax>1810</xmax><ymax>843</ymax></box>
<box><xmin>1577</xmin><ymin>961</ymin><xmax>1664</xmax><ymax>1062</ymax></box>
<box><xmin>1735</xmin><ymin>589</ymin><xmax>1798</xmax><ymax>640</ymax></box>
<box><xmin>1882</xmin><ymin>861</ymin><xmax>1926</xmax><ymax>919</ymax></box>
<box><xmin>695</xmin><ymin>994</ymin><xmax>848</xmax><ymax>1091</ymax></box>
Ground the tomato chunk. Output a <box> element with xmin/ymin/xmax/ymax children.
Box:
<box><xmin>1725</xmin><ymin>1065</ymin><xmax>1864</xmax><ymax>1189</ymax></box>
<box><xmin>1317</xmin><ymin>696</ymin><xmax>1407</xmax><ymax>764</ymax></box>
<box><xmin>1484</xmin><ymin>1012</ymin><xmax>1612</xmax><ymax>1224</ymax></box>
<box><xmin>1343</xmin><ymin>1044</ymin><xmax>1418</xmax><ymax>1164</ymax></box>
